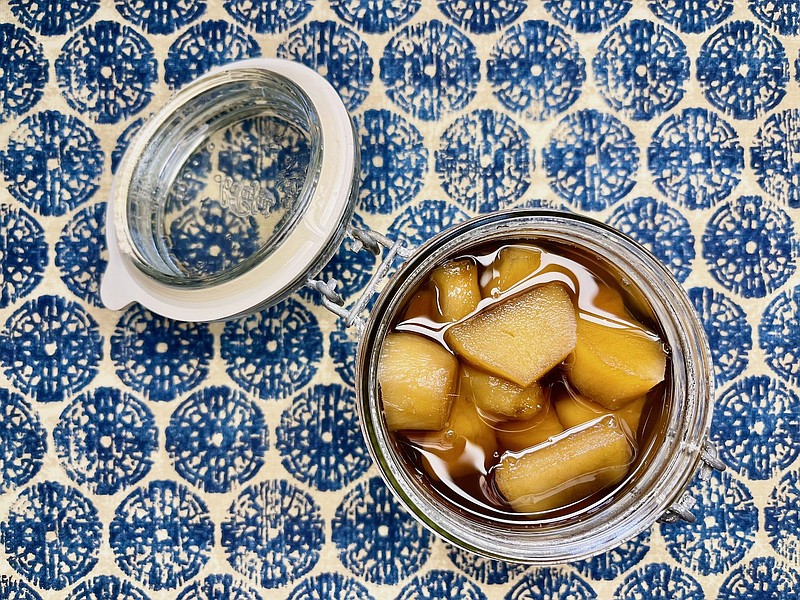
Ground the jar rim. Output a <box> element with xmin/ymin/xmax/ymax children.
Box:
<box><xmin>356</xmin><ymin>209</ymin><xmax>714</xmax><ymax>564</ymax></box>
<box><xmin>101</xmin><ymin>58</ymin><xmax>358</xmax><ymax>322</ymax></box>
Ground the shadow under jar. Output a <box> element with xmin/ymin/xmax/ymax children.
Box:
<box><xmin>101</xmin><ymin>59</ymin><xmax>724</xmax><ymax>565</ymax></box>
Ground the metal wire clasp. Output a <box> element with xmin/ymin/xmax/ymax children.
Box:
<box><xmin>658</xmin><ymin>440</ymin><xmax>726</xmax><ymax>524</ymax></box>
<box><xmin>306</xmin><ymin>225</ymin><xmax>413</xmax><ymax>335</ymax></box>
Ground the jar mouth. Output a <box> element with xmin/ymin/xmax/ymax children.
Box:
<box><xmin>120</xmin><ymin>68</ymin><xmax>322</xmax><ymax>288</ymax></box>
<box><xmin>357</xmin><ymin>209</ymin><xmax>714</xmax><ymax>564</ymax></box>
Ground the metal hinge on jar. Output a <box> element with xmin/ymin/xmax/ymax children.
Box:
<box><xmin>307</xmin><ymin>225</ymin><xmax>413</xmax><ymax>334</ymax></box>
<box><xmin>658</xmin><ymin>440</ymin><xmax>727</xmax><ymax>524</ymax></box>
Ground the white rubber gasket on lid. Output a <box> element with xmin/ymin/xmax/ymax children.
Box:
<box><xmin>101</xmin><ymin>58</ymin><xmax>357</xmax><ymax>322</ymax></box>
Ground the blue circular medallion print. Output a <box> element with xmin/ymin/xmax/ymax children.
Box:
<box><xmin>66</xmin><ymin>575</ymin><xmax>149</xmax><ymax>600</ymax></box>
<box><xmin>697</xmin><ymin>21</ymin><xmax>789</xmax><ymax>120</ymax></box>
<box><xmin>717</xmin><ymin>556</ymin><xmax>800</xmax><ymax>600</ymax></box>
<box><xmin>357</xmin><ymin>109</ymin><xmax>427</xmax><ymax>215</ymax></box>
<box><xmin>164</xmin><ymin>20</ymin><xmax>260</xmax><ymax>89</ymax></box>
<box><xmin>487</xmin><ymin>20</ymin><xmax>584</xmax><ymax>121</ymax></box>
<box><xmin>221</xmin><ymin>298</ymin><xmax>322</xmax><ymax>400</ymax></box>
<box><xmin>435</xmin><ymin>109</ymin><xmax>532</xmax><ymax>213</ymax></box>
<box><xmin>544</xmin><ymin>0</ymin><xmax>631</xmax><ymax>32</ymax></box>
<box><xmin>1</xmin><ymin>295</ymin><xmax>102</xmax><ymax>403</ymax></box>
<box><xmin>222</xmin><ymin>479</ymin><xmax>325</xmax><ymax>588</ymax></box>
<box><xmin>111</xmin><ymin>304</ymin><xmax>213</xmax><ymax>402</ymax></box>
<box><xmin>0</xmin><ymin>24</ymin><xmax>47</xmax><ymax>123</ymax></box>
<box><xmin>608</xmin><ymin>197</ymin><xmax>695</xmax><ymax>283</ymax></box>
<box><xmin>572</xmin><ymin>530</ymin><xmax>651</xmax><ymax>581</ymax></box>
<box><xmin>751</xmin><ymin>109</ymin><xmax>800</xmax><ymax>208</ymax></box>
<box><xmin>749</xmin><ymin>0</ymin><xmax>800</xmax><ymax>35</ymax></box>
<box><xmin>648</xmin><ymin>0</ymin><xmax>733</xmax><ymax>34</ymax></box>
<box><xmin>287</xmin><ymin>572</ymin><xmax>373</xmax><ymax>600</ymax></box>
<box><xmin>2</xmin><ymin>481</ymin><xmax>102</xmax><ymax>590</ymax></box>
<box><xmin>331</xmin><ymin>0</ymin><xmax>420</xmax><ymax>34</ymax></box>
<box><xmin>2</xmin><ymin>110</ymin><xmax>104</xmax><ymax>217</ymax></box>
<box><xmin>0</xmin><ymin>204</ymin><xmax>47</xmax><ymax>309</ymax></box>
<box><xmin>648</xmin><ymin>107</ymin><xmax>743</xmax><ymax>209</ymax></box>
<box><xmin>56</xmin><ymin>20</ymin><xmax>157</xmax><ymax>124</ymax></box>
<box><xmin>0</xmin><ymin>576</ymin><xmax>41</xmax><ymax>600</ymax></box>
<box><xmin>225</xmin><ymin>0</ymin><xmax>311</xmax><ymax>34</ymax></box>
<box><xmin>277</xmin><ymin>21</ymin><xmax>372</xmax><ymax>112</ymax></box>
<box><xmin>543</xmin><ymin>109</ymin><xmax>640</xmax><ymax>211</ymax></box>
<box><xmin>594</xmin><ymin>20</ymin><xmax>689</xmax><ymax>121</ymax></box>
<box><xmin>438</xmin><ymin>0</ymin><xmax>526</xmax><ymax>33</ymax></box>
<box><xmin>55</xmin><ymin>202</ymin><xmax>107</xmax><ymax>307</ymax></box>
<box><xmin>389</xmin><ymin>198</ymin><xmax>470</xmax><ymax>247</ymax></box>
<box><xmin>223</xmin><ymin>0</ymin><xmax>313</xmax><ymax>33</ymax></box>
<box><xmin>276</xmin><ymin>384</ymin><xmax>371</xmax><ymax>491</ymax></box>
<box><xmin>54</xmin><ymin>387</ymin><xmax>157</xmax><ymax>495</ymax></box>
<box><xmin>765</xmin><ymin>469</ymin><xmax>800</xmax><ymax>566</ymax></box>
<box><xmin>332</xmin><ymin>477</ymin><xmax>433</xmax><ymax>584</ymax></box>
<box><xmin>614</xmin><ymin>564</ymin><xmax>703</xmax><ymax>599</ymax></box>
<box><xmin>380</xmin><ymin>19</ymin><xmax>480</xmax><ymax>121</ymax></box>
<box><xmin>330</xmin><ymin>318</ymin><xmax>358</xmax><ymax>387</ymax></box>
<box><xmin>506</xmin><ymin>568</ymin><xmax>596</xmax><ymax>599</ymax></box>
<box><xmin>397</xmin><ymin>570</ymin><xmax>487</xmax><ymax>600</ymax></box>
<box><xmin>110</xmin><ymin>480</ymin><xmax>214</xmax><ymax>591</ymax></box>
<box><xmin>176</xmin><ymin>574</ymin><xmax>263</xmax><ymax>600</ymax></box>
<box><xmin>760</xmin><ymin>285</ymin><xmax>800</xmax><ymax>387</ymax></box>
<box><xmin>689</xmin><ymin>286</ymin><xmax>751</xmax><ymax>385</ymax></box>
<box><xmin>446</xmin><ymin>544</ymin><xmax>528</xmax><ymax>585</ymax></box>
<box><xmin>702</xmin><ymin>195</ymin><xmax>797</xmax><ymax>298</ymax></box>
<box><xmin>0</xmin><ymin>390</ymin><xmax>46</xmax><ymax>494</ymax></box>
<box><xmin>661</xmin><ymin>470</ymin><xmax>757</xmax><ymax>575</ymax></box>
<box><xmin>9</xmin><ymin>0</ymin><xmax>99</xmax><ymax>35</ymax></box>
<box><xmin>166</xmin><ymin>385</ymin><xmax>268</xmax><ymax>493</ymax></box>
<box><xmin>711</xmin><ymin>375</ymin><xmax>800</xmax><ymax>480</ymax></box>
<box><xmin>116</xmin><ymin>0</ymin><xmax>206</xmax><ymax>34</ymax></box>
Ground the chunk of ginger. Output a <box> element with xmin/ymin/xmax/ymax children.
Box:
<box><xmin>445</xmin><ymin>283</ymin><xmax>577</xmax><ymax>387</ymax></box>
<box><xmin>483</xmin><ymin>246</ymin><xmax>542</xmax><ymax>297</ymax></box>
<box><xmin>496</xmin><ymin>405</ymin><xmax>564</xmax><ymax>452</ymax></box>
<box><xmin>379</xmin><ymin>333</ymin><xmax>459</xmax><ymax>431</ymax></box>
<box><xmin>494</xmin><ymin>415</ymin><xmax>634</xmax><ymax>512</ymax></box>
<box><xmin>567</xmin><ymin>317</ymin><xmax>666</xmax><ymax>410</ymax></box>
<box><xmin>413</xmin><ymin>386</ymin><xmax>498</xmax><ymax>478</ymax></box>
<box><xmin>404</xmin><ymin>286</ymin><xmax>438</xmax><ymax>321</ymax></box>
<box><xmin>430</xmin><ymin>258</ymin><xmax>482</xmax><ymax>321</ymax></box>
<box><xmin>462</xmin><ymin>365</ymin><xmax>544</xmax><ymax>420</ymax></box>
<box><xmin>555</xmin><ymin>390</ymin><xmax>646</xmax><ymax>436</ymax></box>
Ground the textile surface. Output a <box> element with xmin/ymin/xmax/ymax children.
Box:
<box><xmin>1</xmin><ymin>0</ymin><xmax>799</xmax><ymax>598</ymax></box>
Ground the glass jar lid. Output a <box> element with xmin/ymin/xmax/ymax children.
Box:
<box><xmin>101</xmin><ymin>59</ymin><xmax>358</xmax><ymax>321</ymax></box>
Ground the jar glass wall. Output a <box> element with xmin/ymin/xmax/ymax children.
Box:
<box><xmin>356</xmin><ymin>210</ymin><xmax>714</xmax><ymax>564</ymax></box>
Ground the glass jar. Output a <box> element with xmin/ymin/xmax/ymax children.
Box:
<box><xmin>103</xmin><ymin>59</ymin><xmax>724</xmax><ymax>564</ymax></box>
<box><xmin>102</xmin><ymin>58</ymin><xmax>358</xmax><ymax>321</ymax></box>
<box><xmin>356</xmin><ymin>210</ymin><xmax>724</xmax><ymax>563</ymax></box>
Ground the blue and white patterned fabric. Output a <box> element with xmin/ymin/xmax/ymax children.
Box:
<box><xmin>1</xmin><ymin>1</ymin><xmax>799</xmax><ymax>598</ymax></box>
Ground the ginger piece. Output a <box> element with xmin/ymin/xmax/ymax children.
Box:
<box><xmin>445</xmin><ymin>283</ymin><xmax>577</xmax><ymax>387</ymax></box>
<box><xmin>462</xmin><ymin>365</ymin><xmax>544</xmax><ymax>420</ymax></box>
<box><xmin>592</xmin><ymin>284</ymin><xmax>627</xmax><ymax>316</ymax></box>
<box><xmin>414</xmin><ymin>386</ymin><xmax>498</xmax><ymax>478</ymax></box>
<box><xmin>555</xmin><ymin>390</ymin><xmax>646</xmax><ymax>436</ymax></box>
<box><xmin>495</xmin><ymin>405</ymin><xmax>564</xmax><ymax>452</ymax></box>
<box><xmin>430</xmin><ymin>258</ymin><xmax>482</xmax><ymax>322</ymax></box>
<box><xmin>567</xmin><ymin>317</ymin><xmax>666</xmax><ymax>410</ymax></box>
<box><xmin>378</xmin><ymin>333</ymin><xmax>459</xmax><ymax>431</ymax></box>
<box><xmin>494</xmin><ymin>415</ymin><xmax>634</xmax><ymax>512</ymax></box>
<box><xmin>483</xmin><ymin>245</ymin><xmax>542</xmax><ymax>297</ymax></box>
